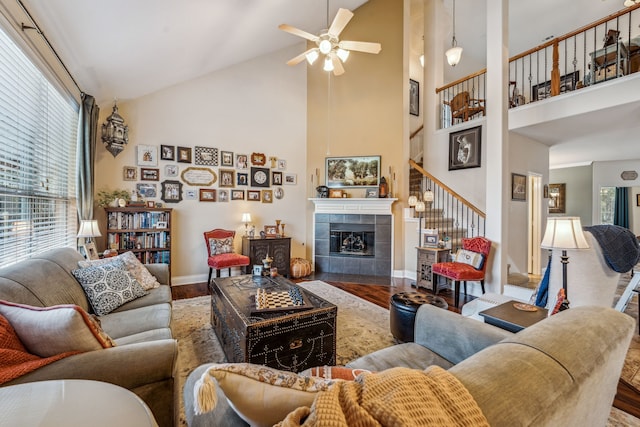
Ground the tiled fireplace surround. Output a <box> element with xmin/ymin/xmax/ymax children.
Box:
<box><xmin>311</xmin><ymin>198</ymin><xmax>396</xmax><ymax>277</ymax></box>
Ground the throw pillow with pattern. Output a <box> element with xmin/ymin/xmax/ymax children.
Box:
<box><xmin>78</xmin><ymin>251</ymin><xmax>160</xmax><ymax>290</ymax></box>
<box><xmin>209</xmin><ymin>237</ymin><xmax>234</xmax><ymax>256</ymax></box>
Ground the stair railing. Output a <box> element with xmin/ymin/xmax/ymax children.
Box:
<box><xmin>409</xmin><ymin>159</ymin><xmax>485</xmax><ymax>253</ymax></box>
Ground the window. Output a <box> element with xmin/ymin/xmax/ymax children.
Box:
<box><xmin>600</xmin><ymin>186</ymin><xmax>615</xmax><ymax>224</ymax></box>
<box><xmin>0</xmin><ymin>24</ymin><xmax>78</xmax><ymax>267</ymax></box>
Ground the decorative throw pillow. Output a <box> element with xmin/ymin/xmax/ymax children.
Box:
<box><xmin>0</xmin><ymin>300</ymin><xmax>115</xmax><ymax>357</ymax></box>
<box><xmin>72</xmin><ymin>259</ymin><xmax>147</xmax><ymax>315</ymax></box>
<box><xmin>300</xmin><ymin>365</ymin><xmax>372</xmax><ymax>380</ymax></box>
<box><xmin>193</xmin><ymin>363</ymin><xmax>336</xmax><ymax>427</ymax></box>
<box><xmin>209</xmin><ymin>237</ymin><xmax>234</xmax><ymax>256</ymax></box>
<box><xmin>78</xmin><ymin>251</ymin><xmax>160</xmax><ymax>290</ymax></box>
<box><xmin>455</xmin><ymin>249</ymin><xmax>485</xmax><ymax>270</ymax></box>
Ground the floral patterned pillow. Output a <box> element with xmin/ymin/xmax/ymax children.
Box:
<box><xmin>209</xmin><ymin>237</ymin><xmax>234</xmax><ymax>256</ymax></box>
<box><xmin>78</xmin><ymin>251</ymin><xmax>160</xmax><ymax>290</ymax></box>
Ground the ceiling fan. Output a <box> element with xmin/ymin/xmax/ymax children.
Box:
<box><xmin>279</xmin><ymin>8</ymin><xmax>382</xmax><ymax>76</ymax></box>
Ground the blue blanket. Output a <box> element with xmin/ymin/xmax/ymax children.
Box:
<box><xmin>534</xmin><ymin>256</ymin><xmax>551</xmax><ymax>307</ymax></box>
<box><xmin>583</xmin><ymin>225</ymin><xmax>640</xmax><ymax>273</ymax></box>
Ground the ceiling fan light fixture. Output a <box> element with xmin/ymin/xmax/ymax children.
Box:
<box><xmin>305</xmin><ymin>49</ymin><xmax>319</xmax><ymax>65</ymax></box>
<box><xmin>446</xmin><ymin>45</ymin><xmax>463</xmax><ymax>67</ymax></box>
<box><xmin>336</xmin><ymin>48</ymin><xmax>350</xmax><ymax>62</ymax></box>
<box><xmin>323</xmin><ymin>56</ymin><xmax>334</xmax><ymax>72</ymax></box>
<box><xmin>624</xmin><ymin>0</ymin><xmax>635</xmax><ymax>6</ymax></box>
<box><xmin>319</xmin><ymin>39</ymin><xmax>333</xmax><ymax>55</ymax></box>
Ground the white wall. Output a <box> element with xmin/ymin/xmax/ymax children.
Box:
<box><xmin>94</xmin><ymin>46</ymin><xmax>308</xmax><ymax>285</ymax></box>
<box><xmin>549</xmin><ymin>165</ymin><xmax>593</xmax><ymax>225</ymax></box>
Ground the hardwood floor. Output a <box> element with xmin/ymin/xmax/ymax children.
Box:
<box><xmin>171</xmin><ymin>273</ymin><xmax>640</xmax><ymax>418</ymax></box>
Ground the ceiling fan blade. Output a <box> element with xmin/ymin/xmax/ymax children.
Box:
<box><xmin>339</xmin><ymin>40</ymin><xmax>382</xmax><ymax>54</ymax></box>
<box><xmin>332</xmin><ymin>55</ymin><xmax>345</xmax><ymax>76</ymax></box>
<box><xmin>278</xmin><ymin>24</ymin><xmax>319</xmax><ymax>42</ymax></box>
<box><xmin>286</xmin><ymin>48</ymin><xmax>317</xmax><ymax>66</ymax></box>
<box><xmin>328</xmin><ymin>8</ymin><xmax>354</xmax><ymax>38</ymax></box>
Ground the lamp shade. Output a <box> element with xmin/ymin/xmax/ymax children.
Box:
<box><xmin>415</xmin><ymin>201</ymin><xmax>426</xmax><ymax>213</ymax></box>
<box><xmin>540</xmin><ymin>217</ymin><xmax>589</xmax><ymax>250</ymax></box>
<box><xmin>241</xmin><ymin>213</ymin><xmax>252</xmax><ymax>223</ymax></box>
<box><xmin>77</xmin><ymin>220</ymin><xmax>102</xmax><ymax>238</ymax></box>
<box><xmin>445</xmin><ymin>46</ymin><xmax>463</xmax><ymax>66</ymax></box>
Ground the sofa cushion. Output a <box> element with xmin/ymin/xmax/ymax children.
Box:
<box><xmin>72</xmin><ymin>260</ymin><xmax>147</xmax><ymax>315</ymax></box>
<box><xmin>0</xmin><ymin>314</ymin><xmax>79</xmax><ymax>384</ymax></box>
<box><xmin>346</xmin><ymin>342</ymin><xmax>455</xmax><ymax>372</ymax></box>
<box><xmin>78</xmin><ymin>251</ymin><xmax>160</xmax><ymax>290</ymax></box>
<box><xmin>193</xmin><ymin>363</ymin><xmax>336</xmax><ymax>427</ymax></box>
<box><xmin>110</xmin><ymin>285</ymin><xmax>171</xmax><ymax>313</ymax></box>
<box><xmin>99</xmin><ymin>303</ymin><xmax>172</xmax><ymax>339</ymax></box>
<box><xmin>0</xmin><ymin>300</ymin><xmax>115</xmax><ymax>357</ymax></box>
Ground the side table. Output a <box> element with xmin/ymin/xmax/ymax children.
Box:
<box><xmin>416</xmin><ymin>246</ymin><xmax>450</xmax><ymax>292</ymax></box>
<box><xmin>242</xmin><ymin>236</ymin><xmax>291</xmax><ymax>277</ymax></box>
<box><xmin>479</xmin><ymin>300</ymin><xmax>548</xmax><ymax>333</ymax></box>
<box><xmin>0</xmin><ymin>379</ymin><xmax>158</xmax><ymax>426</ymax></box>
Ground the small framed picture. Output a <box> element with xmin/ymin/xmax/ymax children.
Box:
<box><xmin>511</xmin><ymin>173</ymin><xmax>527</xmax><ymax>201</ymax></box>
<box><xmin>283</xmin><ymin>173</ymin><xmax>297</xmax><ymax>185</ymax></box>
<box><xmin>262</xmin><ymin>189</ymin><xmax>273</xmax><ymax>203</ymax></box>
<box><xmin>160</xmin><ymin>180</ymin><xmax>183</xmax><ymax>204</ymax></box>
<box><xmin>123</xmin><ymin>166</ymin><xmax>137</xmax><ymax>181</ymax></box>
<box><xmin>137</xmin><ymin>183</ymin><xmax>157</xmax><ymax>198</ymax></box>
<box><xmin>137</xmin><ymin>145</ymin><xmax>158</xmax><ymax>166</ymax></box>
<box><xmin>365</xmin><ymin>188</ymin><xmax>379</xmax><ymax>198</ymax></box>
<box><xmin>231</xmin><ymin>190</ymin><xmax>245</xmax><ymax>200</ymax></box>
<box><xmin>236</xmin><ymin>154</ymin><xmax>248</xmax><ymax>169</ymax></box>
<box><xmin>81</xmin><ymin>241</ymin><xmax>99</xmax><ymax>260</ymax></box>
<box><xmin>219</xmin><ymin>169</ymin><xmax>235</xmax><ymax>188</ymax></box>
<box><xmin>141</xmin><ymin>168</ymin><xmax>159</xmax><ymax>181</ymax></box>
<box><xmin>155</xmin><ymin>221</ymin><xmax>168</xmax><ymax>229</ymax></box>
<box><xmin>247</xmin><ymin>190</ymin><xmax>261</xmax><ymax>201</ymax></box>
<box><xmin>274</xmin><ymin>187</ymin><xmax>284</xmax><ymax>199</ymax></box>
<box><xmin>264</xmin><ymin>225</ymin><xmax>277</xmax><ymax>237</ymax></box>
<box><xmin>165</xmin><ymin>164</ymin><xmax>179</xmax><ymax>177</ymax></box>
<box><xmin>160</xmin><ymin>145</ymin><xmax>175</xmax><ymax>161</ymax></box>
<box><xmin>277</xmin><ymin>159</ymin><xmax>287</xmax><ymax>170</ymax></box>
<box><xmin>177</xmin><ymin>147</ymin><xmax>192</xmax><ymax>163</ymax></box>
<box><xmin>221</xmin><ymin>151</ymin><xmax>234</xmax><ymax>167</ymax></box>
<box><xmin>218</xmin><ymin>189</ymin><xmax>229</xmax><ymax>202</ymax></box>
<box><xmin>252</xmin><ymin>265</ymin><xmax>263</xmax><ymax>276</ymax></box>
<box><xmin>329</xmin><ymin>189</ymin><xmax>344</xmax><ymax>198</ymax></box>
<box><xmin>409</xmin><ymin>79</ymin><xmax>419</xmax><ymax>116</ymax></box>
<box><xmin>185</xmin><ymin>189</ymin><xmax>197</xmax><ymax>200</ymax></box>
<box><xmin>146</xmin><ymin>201</ymin><xmax>155</xmax><ymax>208</ymax></box>
<box><xmin>199</xmin><ymin>188</ymin><xmax>216</xmax><ymax>202</ymax></box>
<box><xmin>272</xmin><ymin>171</ymin><xmax>283</xmax><ymax>186</ymax></box>
<box><xmin>237</xmin><ymin>172</ymin><xmax>248</xmax><ymax>186</ymax></box>
<box><xmin>423</xmin><ymin>232</ymin><xmax>439</xmax><ymax>247</ymax></box>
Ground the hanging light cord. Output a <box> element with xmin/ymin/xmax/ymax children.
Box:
<box><xmin>451</xmin><ymin>0</ymin><xmax>458</xmax><ymax>47</ymax></box>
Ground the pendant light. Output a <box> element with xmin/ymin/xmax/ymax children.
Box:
<box><xmin>445</xmin><ymin>0</ymin><xmax>463</xmax><ymax>67</ymax></box>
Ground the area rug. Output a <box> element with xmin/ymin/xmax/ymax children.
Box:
<box><xmin>171</xmin><ymin>280</ymin><xmax>395</xmax><ymax>426</ymax></box>
<box><xmin>172</xmin><ymin>280</ymin><xmax>640</xmax><ymax>426</ymax></box>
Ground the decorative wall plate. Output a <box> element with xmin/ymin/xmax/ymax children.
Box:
<box><xmin>250</xmin><ymin>167</ymin><xmax>270</xmax><ymax>187</ymax></box>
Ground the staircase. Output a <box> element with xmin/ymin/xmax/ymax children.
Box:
<box><xmin>409</xmin><ymin>159</ymin><xmax>486</xmax><ymax>253</ymax></box>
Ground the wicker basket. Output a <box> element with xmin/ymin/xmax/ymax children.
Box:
<box><xmin>290</xmin><ymin>258</ymin><xmax>311</xmax><ymax>279</ymax></box>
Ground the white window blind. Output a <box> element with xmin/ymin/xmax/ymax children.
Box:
<box><xmin>0</xmin><ymin>24</ymin><xmax>78</xmax><ymax>268</ymax></box>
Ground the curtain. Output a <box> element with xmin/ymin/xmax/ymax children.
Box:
<box><xmin>613</xmin><ymin>187</ymin><xmax>629</xmax><ymax>228</ymax></box>
<box><xmin>76</xmin><ymin>93</ymin><xmax>99</xmax><ymax>221</ymax></box>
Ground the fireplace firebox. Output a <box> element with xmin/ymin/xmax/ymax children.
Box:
<box><xmin>329</xmin><ymin>223</ymin><xmax>375</xmax><ymax>257</ymax></box>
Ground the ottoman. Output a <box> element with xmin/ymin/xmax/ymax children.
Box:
<box><xmin>389</xmin><ymin>292</ymin><xmax>448</xmax><ymax>342</ymax></box>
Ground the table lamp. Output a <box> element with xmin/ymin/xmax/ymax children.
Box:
<box><xmin>77</xmin><ymin>219</ymin><xmax>102</xmax><ymax>243</ymax></box>
<box><xmin>242</xmin><ymin>213</ymin><xmax>252</xmax><ymax>236</ymax></box>
<box><xmin>540</xmin><ymin>216</ymin><xmax>589</xmax><ymax>305</ymax></box>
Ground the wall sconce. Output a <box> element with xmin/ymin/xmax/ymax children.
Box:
<box><xmin>101</xmin><ymin>101</ymin><xmax>129</xmax><ymax>157</ymax></box>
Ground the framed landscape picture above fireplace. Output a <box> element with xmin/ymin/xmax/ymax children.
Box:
<box><xmin>326</xmin><ymin>155</ymin><xmax>380</xmax><ymax>188</ymax></box>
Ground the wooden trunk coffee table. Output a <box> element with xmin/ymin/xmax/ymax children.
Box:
<box><xmin>210</xmin><ymin>275</ymin><xmax>337</xmax><ymax>372</ymax></box>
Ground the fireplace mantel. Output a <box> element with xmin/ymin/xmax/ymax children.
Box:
<box><xmin>309</xmin><ymin>198</ymin><xmax>397</xmax><ymax>215</ymax></box>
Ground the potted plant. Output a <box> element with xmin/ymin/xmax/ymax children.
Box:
<box><xmin>96</xmin><ymin>189</ymin><xmax>131</xmax><ymax>208</ymax></box>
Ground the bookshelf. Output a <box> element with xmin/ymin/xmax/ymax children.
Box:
<box><xmin>104</xmin><ymin>207</ymin><xmax>172</xmax><ymax>275</ymax></box>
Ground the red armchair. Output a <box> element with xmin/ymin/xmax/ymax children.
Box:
<box><xmin>432</xmin><ymin>236</ymin><xmax>491</xmax><ymax>308</ymax></box>
<box><xmin>203</xmin><ymin>229</ymin><xmax>250</xmax><ymax>283</ymax></box>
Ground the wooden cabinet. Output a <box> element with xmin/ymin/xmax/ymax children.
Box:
<box><xmin>104</xmin><ymin>207</ymin><xmax>172</xmax><ymax>275</ymax></box>
<box><xmin>242</xmin><ymin>237</ymin><xmax>291</xmax><ymax>277</ymax></box>
<box><xmin>416</xmin><ymin>247</ymin><xmax>450</xmax><ymax>292</ymax></box>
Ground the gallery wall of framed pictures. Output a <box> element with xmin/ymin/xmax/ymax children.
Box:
<box><xmin>121</xmin><ymin>145</ymin><xmax>294</xmax><ymax>205</ymax></box>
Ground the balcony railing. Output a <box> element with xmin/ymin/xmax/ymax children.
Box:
<box><xmin>436</xmin><ymin>4</ymin><xmax>640</xmax><ymax>129</ymax></box>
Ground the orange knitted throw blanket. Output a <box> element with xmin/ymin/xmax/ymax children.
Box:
<box><xmin>277</xmin><ymin>366</ymin><xmax>489</xmax><ymax>427</ymax></box>
<box><xmin>0</xmin><ymin>314</ymin><xmax>78</xmax><ymax>385</ymax></box>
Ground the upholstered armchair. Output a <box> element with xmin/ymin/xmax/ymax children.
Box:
<box><xmin>203</xmin><ymin>229</ymin><xmax>250</xmax><ymax>283</ymax></box>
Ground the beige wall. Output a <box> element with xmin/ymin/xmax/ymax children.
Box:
<box><xmin>94</xmin><ymin>46</ymin><xmax>308</xmax><ymax>284</ymax></box>
<box><xmin>306</xmin><ymin>0</ymin><xmax>406</xmax><ymax>272</ymax></box>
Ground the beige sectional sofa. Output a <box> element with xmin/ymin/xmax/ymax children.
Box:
<box><xmin>0</xmin><ymin>247</ymin><xmax>177</xmax><ymax>427</ymax></box>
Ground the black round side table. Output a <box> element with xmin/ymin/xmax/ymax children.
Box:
<box><xmin>389</xmin><ymin>292</ymin><xmax>448</xmax><ymax>343</ymax></box>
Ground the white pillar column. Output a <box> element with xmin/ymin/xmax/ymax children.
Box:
<box><xmin>485</xmin><ymin>0</ymin><xmax>509</xmax><ymax>292</ymax></box>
